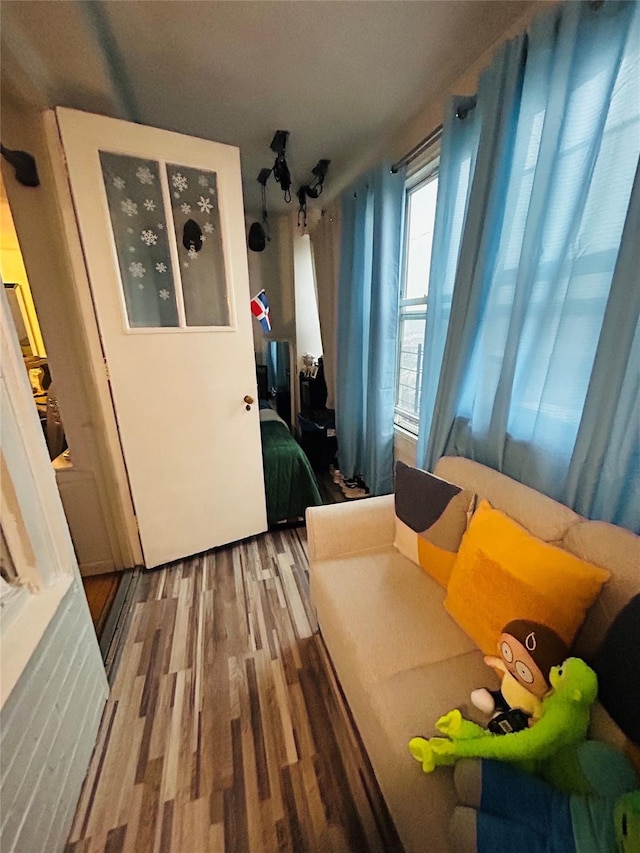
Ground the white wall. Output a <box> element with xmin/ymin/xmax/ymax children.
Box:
<box><xmin>246</xmin><ymin>215</ymin><xmax>296</xmax><ymax>362</ymax></box>
<box><xmin>394</xmin><ymin>429</ymin><xmax>418</xmax><ymax>469</ymax></box>
<box><xmin>0</xmin><ymin>583</ymin><xmax>107</xmax><ymax>853</ymax></box>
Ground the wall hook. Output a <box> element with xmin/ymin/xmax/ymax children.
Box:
<box><xmin>0</xmin><ymin>144</ymin><xmax>40</xmax><ymax>187</ymax></box>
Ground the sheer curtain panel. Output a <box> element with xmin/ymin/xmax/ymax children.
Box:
<box><xmin>309</xmin><ymin>204</ymin><xmax>341</xmax><ymax>410</ymax></box>
<box><xmin>336</xmin><ymin>164</ymin><xmax>405</xmax><ymax>495</ymax></box>
<box><xmin>419</xmin><ymin>0</ymin><xmax>640</xmax><ymax>532</ymax></box>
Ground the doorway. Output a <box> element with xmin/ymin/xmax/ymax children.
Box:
<box><xmin>0</xmin><ymin>170</ymin><xmax>127</xmax><ymax>656</ymax></box>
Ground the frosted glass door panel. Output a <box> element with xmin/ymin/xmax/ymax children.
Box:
<box><xmin>99</xmin><ymin>152</ymin><xmax>179</xmax><ymax>328</ymax></box>
<box><xmin>166</xmin><ymin>164</ymin><xmax>230</xmax><ymax>327</ymax></box>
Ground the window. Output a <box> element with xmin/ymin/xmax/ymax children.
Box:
<box><xmin>395</xmin><ymin>158</ymin><xmax>439</xmax><ymax>434</ymax></box>
<box><xmin>99</xmin><ymin>152</ymin><xmax>230</xmax><ymax>329</ymax></box>
<box><xmin>455</xmin><ymin>52</ymin><xmax>640</xmax><ymax>457</ymax></box>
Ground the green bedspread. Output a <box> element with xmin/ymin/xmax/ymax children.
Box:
<box><xmin>260</xmin><ymin>420</ymin><xmax>324</xmax><ymax>524</ymax></box>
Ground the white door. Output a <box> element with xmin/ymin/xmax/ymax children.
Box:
<box><xmin>56</xmin><ymin>108</ymin><xmax>267</xmax><ymax>568</ymax></box>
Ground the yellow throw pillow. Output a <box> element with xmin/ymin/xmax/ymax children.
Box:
<box><xmin>394</xmin><ymin>461</ymin><xmax>476</xmax><ymax>588</ymax></box>
<box><xmin>445</xmin><ymin>500</ymin><xmax>610</xmax><ymax>655</ymax></box>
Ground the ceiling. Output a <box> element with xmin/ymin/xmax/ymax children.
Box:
<box><xmin>1</xmin><ymin>1</ymin><xmax>534</xmax><ymax>217</ymax></box>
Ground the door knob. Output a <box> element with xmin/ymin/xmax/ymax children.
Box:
<box><xmin>244</xmin><ymin>394</ymin><xmax>254</xmax><ymax>411</ymax></box>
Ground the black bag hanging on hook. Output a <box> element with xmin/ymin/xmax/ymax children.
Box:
<box><xmin>248</xmin><ymin>221</ymin><xmax>267</xmax><ymax>252</ymax></box>
<box><xmin>249</xmin><ymin>167</ymin><xmax>272</xmax><ymax>251</ymax></box>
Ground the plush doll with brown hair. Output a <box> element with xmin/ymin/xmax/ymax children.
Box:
<box><xmin>471</xmin><ymin>620</ymin><xmax>570</xmax><ymax>732</ymax></box>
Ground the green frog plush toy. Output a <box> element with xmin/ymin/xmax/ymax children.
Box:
<box><xmin>431</xmin><ymin>596</ymin><xmax>640</xmax><ymax>852</ymax></box>
<box><xmin>615</xmin><ymin>790</ymin><xmax>640</xmax><ymax>853</ymax></box>
<box><xmin>409</xmin><ymin>657</ymin><xmax>598</xmax><ymax>774</ymax></box>
<box><xmin>409</xmin><ymin>598</ymin><xmax>640</xmax><ymax>853</ymax></box>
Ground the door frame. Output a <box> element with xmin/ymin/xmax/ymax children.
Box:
<box><xmin>1</xmin><ymin>104</ymin><xmax>142</xmax><ymax>569</ymax></box>
<box><xmin>1</xmin><ymin>281</ymin><xmax>109</xmax><ymax>705</ymax></box>
<box><xmin>43</xmin><ymin>110</ymin><xmax>142</xmax><ymax>566</ymax></box>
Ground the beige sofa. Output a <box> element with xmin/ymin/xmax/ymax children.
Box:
<box><xmin>306</xmin><ymin>456</ymin><xmax>640</xmax><ymax>853</ymax></box>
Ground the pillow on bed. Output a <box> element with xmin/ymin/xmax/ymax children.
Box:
<box><xmin>258</xmin><ymin>408</ymin><xmax>287</xmax><ymax>426</ymax></box>
<box><xmin>394</xmin><ymin>461</ymin><xmax>476</xmax><ymax>588</ymax></box>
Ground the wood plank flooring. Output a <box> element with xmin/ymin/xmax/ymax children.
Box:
<box><xmin>66</xmin><ymin>527</ymin><xmax>402</xmax><ymax>853</ymax></box>
<box><xmin>82</xmin><ymin>573</ymin><xmax>122</xmax><ymax>636</ymax></box>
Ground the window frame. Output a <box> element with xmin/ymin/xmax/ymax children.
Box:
<box><xmin>394</xmin><ymin>151</ymin><xmax>440</xmax><ymax>435</ymax></box>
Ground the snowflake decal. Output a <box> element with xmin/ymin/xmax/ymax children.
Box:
<box><xmin>121</xmin><ymin>199</ymin><xmax>138</xmax><ymax>217</ymax></box>
<box><xmin>128</xmin><ymin>246</ymin><xmax>136</xmax><ymax>253</ymax></box>
<box><xmin>127</xmin><ymin>227</ymin><xmax>134</xmax><ymax>234</ymax></box>
<box><xmin>138</xmin><ymin>283</ymin><xmax>145</xmax><ymax>290</ymax></box>
<box><xmin>180</xmin><ymin>203</ymin><xmax>192</xmax><ymax>215</ymax></box>
<box><xmin>113</xmin><ymin>176</ymin><xmax>126</xmax><ymax>190</ymax></box>
<box><xmin>157</xmin><ymin>223</ymin><xmax>165</xmax><ymax>229</ymax></box>
<box><xmin>143</xmin><ymin>199</ymin><xmax>156</xmax><ymax>212</ymax></box>
<box><xmin>155</xmin><ymin>262</ymin><xmax>168</xmax><ymax>273</ymax></box>
<box><xmin>208</xmin><ymin>186</ymin><xmax>215</xmax><ymax>195</ymax></box>
<box><xmin>201</xmin><ymin>236</ymin><xmax>207</xmax><ymax>242</ymax></box>
<box><xmin>172</xmin><ymin>172</ymin><xmax>188</xmax><ymax>192</ymax></box>
<box><xmin>198</xmin><ymin>175</ymin><xmax>209</xmax><ymax>187</ymax></box>
<box><xmin>136</xmin><ymin>165</ymin><xmax>155</xmax><ymax>185</ymax></box>
<box><xmin>203</xmin><ymin>222</ymin><xmax>214</xmax><ymax>234</ymax></box>
<box><xmin>197</xmin><ymin>196</ymin><xmax>213</xmax><ymax>214</ymax></box>
<box><xmin>183</xmin><ymin>261</ymin><xmax>189</xmax><ymax>268</ymax></box>
<box><xmin>129</xmin><ymin>261</ymin><xmax>146</xmax><ymax>278</ymax></box>
<box><xmin>159</xmin><ymin>289</ymin><xmax>171</xmax><ymax>301</ymax></box>
<box><xmin>187</xmin><ymin>247</ymin><xmax>198</xmax><ymax>260</ymax></box>
<box><xmin>141</xmin><ymin>230</ymin><xmax>158</xmax><ymax>246</ymax></box>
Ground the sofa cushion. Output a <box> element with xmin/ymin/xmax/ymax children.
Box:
<box><xmin>310</xmin><ymin>546</ymin><xmax>476</xmax><ymax>685</ymax></box>
<box><xmin>445</xmin><ymin>500</ymin><xmax>611</xmax><ymax>654</ymax></box>
<box><xmin>434</xmin><ymin>456</ymin><xmax>582</xmax><ymax>542</ymax></box>
<box><xmin>394</xmin><ymin>461</ymin><xmax>476</xmax><ymax>588</ymax></box>
<box><xmin>365</xmin><ymin>652</ymin><xmax>495</xmax><ymax>853</ymax></box>
<box><xmin>306</xmin><ymin>495</ymin><xmax>396</xmax><ymax>563</ymax></box>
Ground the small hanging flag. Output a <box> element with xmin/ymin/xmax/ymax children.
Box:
<box><xmin>250</xmin><ymin>289</ymin><xmax>271</xmax><ymax>332</ymax></box>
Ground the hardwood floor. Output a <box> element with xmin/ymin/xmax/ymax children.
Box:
<box><xmin>82</xmin><ymin>573</ymin><xmax>122</xmax><ymax>636</ymax></box>
<box><xmin>316</xmin><ymin>471</ymin><xmax>347</xmax><ymax>505</ymax></box>
<box><xmin>66</xmin><ymin>527</ymin><xmax>402</xmax><ymax>853</ymax></box>
<box><xmin>82</xmin><ymin>570</ymin><xmax>138</xmax><ymax>677</ymax></box>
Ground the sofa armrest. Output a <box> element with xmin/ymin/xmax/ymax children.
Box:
<box><xmin>306</xmin><ymin>494</ymin><xmax>396</xmax><ymax>563</ymax></box>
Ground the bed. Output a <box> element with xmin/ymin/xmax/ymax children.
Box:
<box><xmin>259</xmin><ymin>408</ymin><xmax>324</xmax><ymax>524</ymax></box>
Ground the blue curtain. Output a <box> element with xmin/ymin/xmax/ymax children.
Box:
<box><xmin>415</xmin><ymin>95</ymin><xmax>481</xmax><ymax>467</ymax></box>
<box><xmin>418</xmin><ymin>0</ymin><xmax>640</xmax><ymax>532</ymax></box>
<box><xmin>566</xmin><ymin>159</ymin><xmax>640</xmax><ymax>531</ymax></box>
<box><xmin>336</xmin><ymin>164</ymin><xmax>405</xmax><ymax>495</ymax></box>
